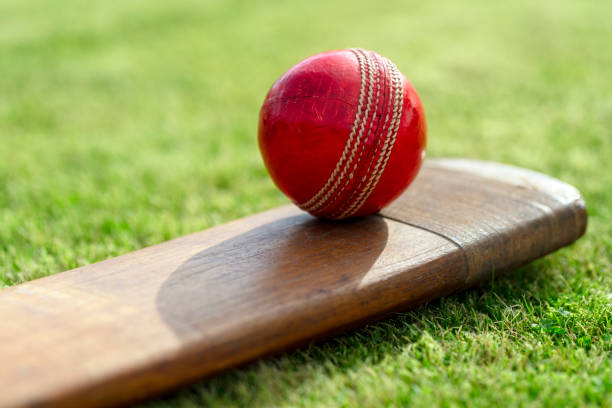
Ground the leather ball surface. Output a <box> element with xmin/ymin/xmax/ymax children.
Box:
<box><xmin>258</xmin><ymin>48</ymin><xmax>426</xmax><ymax>219</ymax></box>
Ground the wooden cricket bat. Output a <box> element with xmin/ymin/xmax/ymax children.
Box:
<box><xmin>0</xmin><ymin>159</ymin><xmax>587</xmax><ymax>408</ymax></box>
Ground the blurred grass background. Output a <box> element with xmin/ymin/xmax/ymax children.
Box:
<box><xmin>1</xmin><ymin>0</ymin><xmax>611</xmax><ymax>406</ymax></box>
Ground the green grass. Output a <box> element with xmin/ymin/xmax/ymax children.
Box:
<box><xmin>1</xmin><ymin>0</ymin><xmax>611</xmax><ymax>406</ymax></box>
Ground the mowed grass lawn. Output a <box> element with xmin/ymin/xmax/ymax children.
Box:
<box><xmin>1</xmin><ymin>0</ymin><xmax>611</xmax><ymax>406</ymax></box>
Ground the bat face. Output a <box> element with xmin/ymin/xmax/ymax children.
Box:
<box><xmin>0</xmin><ymin>159</ymin><xmax>586</xmax><ymax>408</ymax></box>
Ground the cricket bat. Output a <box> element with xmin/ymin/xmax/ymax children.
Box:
<box><xmin>0</xmin><ymin>159</ymin><xmax>587</xmax><ymax>408</ymax></box>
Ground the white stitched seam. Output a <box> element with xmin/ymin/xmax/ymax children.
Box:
<box><xmin>315</xmin><ymin>49</ymin><xmax>381</xmax><ymax>215</ymax></box>
<box><xmin>338</xmin><ymin>57</ymin><xmax>403</xmax><ymax>218</ymax></box>
<box><xmin>330</xmin><ymin>51</ymin><xmax>390</xmax><ymax>218</ymax></box>
<box><xmin>297</xmin><ymin>48</ymin><xmax>368</xmax><ymax>211</ymax></box>
<box><xmin>305</xmin><ymin>49</ymin><xmax>376</xmax><ymax>213</ymax></box>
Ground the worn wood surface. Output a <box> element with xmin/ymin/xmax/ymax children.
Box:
<box><xmin>0</xmin><ymin>159</ymin><xmax>586</xmax><ymax>408</ymax></box>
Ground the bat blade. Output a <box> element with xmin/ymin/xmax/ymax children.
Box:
<box><xmin>0</xmin><ymin>159</ymin><xmax>586</xmax><ymax>408</ymax></box>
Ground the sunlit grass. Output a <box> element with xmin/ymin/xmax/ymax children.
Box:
<box><xmin>1</xmin><ymin>0</ymin><xmax>610</xmax><ymax>406</ymax></box>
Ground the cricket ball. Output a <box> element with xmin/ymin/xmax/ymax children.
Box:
<box><xmin>258</xmin><ymin>48</ymin><xmax>426</xmax><ymax>219</ymax></box>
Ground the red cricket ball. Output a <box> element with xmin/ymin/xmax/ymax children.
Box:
<box><xmin>258</xmin><ymin>48</ymin><xmax>426</xmax><ymax>219</ymax></box>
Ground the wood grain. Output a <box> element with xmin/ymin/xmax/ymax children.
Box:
<box><xmin>0</xmin><ymin>159</ymin><xmax>587</xmax><ymax>408</ymax></box>
<box><xmin>381</xmin><ymin>159</ymin><xmax>587</xmax><ymax>284</ymax></box>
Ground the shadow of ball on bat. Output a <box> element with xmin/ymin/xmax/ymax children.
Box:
<box><xmin>156</xmin><ymin>214</ymin><xmax>389</xmax><ymax>340</ymax></box>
